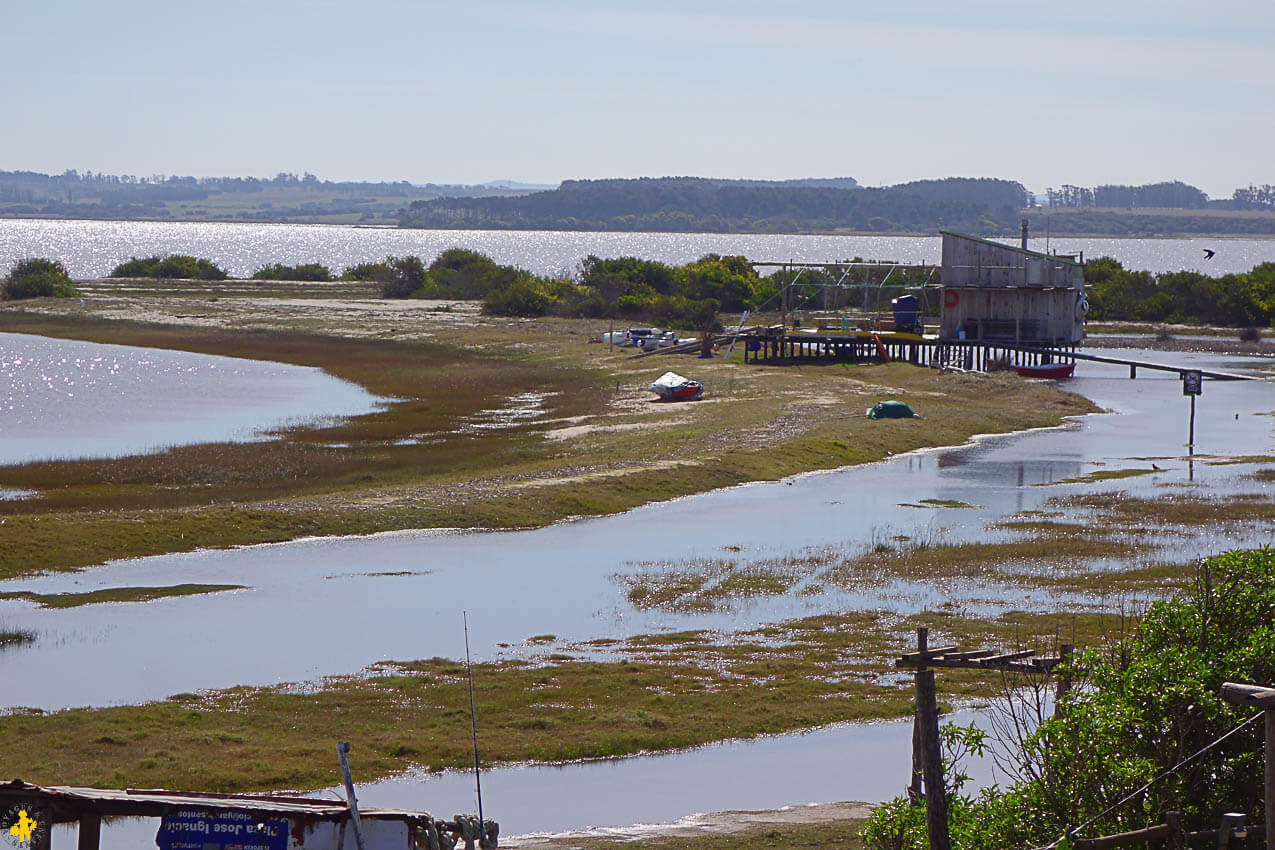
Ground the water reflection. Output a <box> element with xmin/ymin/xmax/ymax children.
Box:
<box><xmin>0</xmin><ymin>332</ymin><xmax>382</xmax><ymax>464</ymax></box>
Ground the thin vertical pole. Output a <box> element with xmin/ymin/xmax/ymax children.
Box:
<box><xmin>336</xmin><ymin>742</ymin><xmax>367</xmax><ymax>850</ymax></box>
<box><xmin>1188</xmin><ymin>394</ymin><xmax>1196</xmax><ymax>454</ymax></box>
<box><xmin>464</xmin><ymin>613</ymin><xmax>486</xmax><ymax>845</ymax></box>
<box><xmin>1266</xmin><ymin>709</ymin><xmax>1274</xmax><ymax>850</ymax></box>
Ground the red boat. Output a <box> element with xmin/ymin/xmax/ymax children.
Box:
<box><xmin>1015</xmin><ymin>362</ymin><xmax>1075</xmax><ymax>379</ymax></box>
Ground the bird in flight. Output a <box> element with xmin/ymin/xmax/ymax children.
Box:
<box><xmin>1203</xmin><ymin>248</ymin><xmax>1216</xmax><ymax>260</ymax></box>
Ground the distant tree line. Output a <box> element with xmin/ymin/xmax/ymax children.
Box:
<box><xmin>0</xmin><ymin>169</ymin><xmax>537</xmax><ymax>222</ymax></box>
<box><xmin>1046</xmin><ymin>179</ymin><xmax>1275</xmax><ymax>211</ymax></box>
<box><xmin>1085</xmin><ymin>257</ymin><xmax>1275</xmax><ymax>327</ymax></box>
<box><xmin>400</xmin><ymin>176</ymin><xmax>1032</xmax><ymax>234</ymax></box>
<box><xmin>401</xmin><ymin>176</ymin><xmax>1275</xmax><ymax>236</ymax></box>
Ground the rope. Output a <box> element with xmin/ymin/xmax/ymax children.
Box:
<box><xmin>1034</xmin><ymin>711</ymin><xmax>1263</xmax><ymax>850</ymax></box>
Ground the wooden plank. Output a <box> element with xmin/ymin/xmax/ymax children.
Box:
<box><xmin>934</xmin><ymin>649</ymin><xmax>997</xmax><ymax>661</ymax></box>
<box><xmin>976</xmin><ymin>649</ymin><xmax>1037</xmax><ymax>664</ymax></box>
<box><xmin>1220</xmin><ymin>682</ymin><xmax>1275</xmax><ymax>709</ymax></box>
<box><xmin>1072</xmin><ymin>823</ymin><xmax>1171</xmax><ymax>850</ymax></box>
<box><xmin>896</xmin><ymin>646</ymin><xmax>960</xmax><ymax>666</ymax></box>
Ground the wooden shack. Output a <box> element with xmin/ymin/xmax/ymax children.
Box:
<box><xmin>0</xmin><ymin>779</ymin><xmax>495</xmax><ymax>850</ymax></box>
<box><xmin>939</xmin><ymin>232</ymin><xmax>1086</xmax><ymax>345</ymax></box>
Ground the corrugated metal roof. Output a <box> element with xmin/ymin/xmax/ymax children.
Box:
<box><xmin>939</xmin><ymin>231</ymin><xmax>1083</xmax><ymax>266</ymax></box>
<box><xmin>0</xmin><ymin>780</ymin><xmax>431</xmax><ymax>823</ymax></box>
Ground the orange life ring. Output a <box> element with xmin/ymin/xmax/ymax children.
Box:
<box><xmin>943</xmin><ymin>289</ymin><xmax>959</xmax><ymax>309</ymax></box>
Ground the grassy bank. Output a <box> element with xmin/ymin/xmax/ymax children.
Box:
<box><xmin>0</xmin><ymin>607</ymin><xmax>1102</xmax><ymax>792</ymax></box>
<box><xmin>0</xmin><ymin>295</ymin><xmax>1097</xmax><ymax>579</ymax></box>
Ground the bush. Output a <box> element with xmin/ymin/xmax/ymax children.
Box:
<box><xmin>1238</xmin><ymin>326</ymin><xmax>1262</xmax><ymax>342</ymax></box>
<box><xmin>109</xmin><ymin>255</ymin><xmax>228</xmax><ymax>280</ymax></box>
<box><xmin>861</xmin><ymin>547</ymin><xmax>1275</xmax><ymax>850</ymax></box>
<box><xmin>2</xmin><ymin>258</ymin><xmax>79</xmax><ymax>300</ymax></box>
<box><xmin>251</xmin><ymin>263</ymin><xmax>333</xmax><ymax>281</ymax></box>
<box><xmin>339</xmin><ymin>261</ymin><xmax>391</xmax><ymax>281</ymax></box>
<box><xmin>377</xmin><ymin>255</ymin><xmax>427</xmax><ymax>298</ymax></box>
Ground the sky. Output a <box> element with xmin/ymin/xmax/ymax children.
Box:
<box><xmin>2</xmin><ymin>0</ymin><xmax>1272</xmax><ymax>198</ymax></box>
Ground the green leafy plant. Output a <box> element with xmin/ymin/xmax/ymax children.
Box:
<box><xmin>862</xmin><ymin>547</ymin><xmax>1275</xmax><ymax>850</ymax></box>
<box><xmin>2</xmin><ymin>258</ymin><xmax>79</xmax><ymax>299</ymax></box>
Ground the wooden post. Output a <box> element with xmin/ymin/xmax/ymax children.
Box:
<box><xmin>1219</xmin><ymin>682</ymin><xmax>1275</xmax><ymax>850</ymax></box>
<box><xmin>337</xmin><ymin>741</ymin><xmax>367</xmax><ymax>850</ymax></box>
<box><xmin>77</xmin><ymin>815</ymin><xmax>101</xmax><ymax>850</ymax></box>
<box><xmin>1164</xmin><ymin>810</ymin><xmax>1185</xmax><ymax>850</ymax></box>
<box><xmin>1268</xmin><ymin>709</ymin><xmax>1274</xmax><ymax>850</ymax></box>
<box><xmin>913</xmin><ymin>627</ymin><xmax>951</xmax><ymax>850</ymax></box>
<box><xmin>1054</xmin><ymin>644</ymin><xmax>1074</xmax><ymax>716</ymax></box>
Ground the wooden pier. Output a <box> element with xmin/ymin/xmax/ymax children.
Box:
<box><xmin>737</xmin><ymin>328</ymin><xmax>1259</xmax><ymax>381</ymax></box>
<box><xmin>741</xmin><ymin>328</ymin><xmax>1078</xmax><ymax>371</ymax></box>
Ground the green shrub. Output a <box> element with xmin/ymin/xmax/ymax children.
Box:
<box><xmin>377</xmin><ymin>255</ymin><xmax>427</xmax><ymax>298</ymax></box>
<box><xmin>340</xmin><ymin>261</ymin><xmax>391</xmax><ymax>281</ymax></box>
<box><xmin>251</xmin><ymin>263</ymin><xmax>333</xmax><ymax>281</ymax></box>
<box><xmin>2</xmin><ymin>258</ymin><xmax>79</xmax><ymax>300</ymax></box>
<box><xmin>861</xmin><ymin>547</ymin><xmax>1275</xmax><ymax>850</ymax></box>
<box><xmin>109</xmin><ymin>255</ymin><xmax>228</xmax><ymax>280</ymax></box>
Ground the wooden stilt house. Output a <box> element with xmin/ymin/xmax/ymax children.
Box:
<box><xmin>939</xmin><ymin>232</ymin><xmax>1087</xmax><ymax>346</ymax></box>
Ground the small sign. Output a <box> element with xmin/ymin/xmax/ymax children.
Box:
<box><xmin>1182</xmin><ymin>370</ymin><xmax>1203</xmax><ymax>396</ymax></box>
<box><xmin>156</xmin><ymin>810</ymin><xmax>289</xmax><ymax>850</ymax></box>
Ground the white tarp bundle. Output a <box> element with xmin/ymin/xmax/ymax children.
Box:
<box><xmin>648</xmin><ymin>371</ymin><xmax>703</xmax><ymax>400</ymax></box>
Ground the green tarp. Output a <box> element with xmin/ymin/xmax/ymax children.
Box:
<box><xmin>866</xmin><ymin>400</ymin><xmax>922</xmax><ymax>419</ymax></box>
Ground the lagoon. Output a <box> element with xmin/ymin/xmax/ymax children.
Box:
<box><xmin>0</xmin><ymin>331</ymin><xmax>382</xmax><ymax>465</ymax></box>
<box><xmin>1</xmin><ymin>348</ymin><xmax>1271</xmax><ymax>711</ymax></box>
<box><xmin>2</xmin><ymin>219</ymin><xmax>1274</xmax><ymax>280</ymax></box>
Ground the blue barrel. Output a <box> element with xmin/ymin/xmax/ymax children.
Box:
<box><xmin>891</xmin><ymin>295</ymin><xmax>919</xmax><ymax>333</ymax></box>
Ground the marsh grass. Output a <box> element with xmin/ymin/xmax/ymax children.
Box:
<box><xmin>0</xmin><ymin>311</ymin><xmax>1097</xmax><ymax>578</ymax></box>
<box><xmin>0</xmin><ymin>607</ymin><xmax>1103</xmax><ymax>792</ymax></box>
<box><xmin>548</xmin><ymin>816</ymin><xmax>868</xmax><ymax>850</ymax></box>
<box><xmin>618</xmin><ymin>557</ymin><xmax>813</xmax><ymax>613</ymax></box>
<box><xmin>1037</xmin><ymin>467</ymin><xmax>1158</xmax><ymax>486</ymax></box>
<box><xmin>1058</xmin><ymin>491</ymin><xmax>1275</xmax><ymax>528</ymax></box>
<box><xmin>0</xmin><ymin>629</ymin><xmax>35</xmax><ymax>648</ymax></box>
<box><xmin>0</xmin><ymin>583</ymin><xmax>243</xmax><ymax>609</ymax></box>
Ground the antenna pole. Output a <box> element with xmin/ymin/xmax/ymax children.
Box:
<box><xmin>464</xmin><ymin>612</ymin><xmax>486</xmax><ymax>846</ymax></box>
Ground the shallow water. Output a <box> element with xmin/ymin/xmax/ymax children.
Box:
<box><xmin>1</xmin><ymin>349</ymin><xmax>1271</xmax><ymax>711</ymax></box>
<box><xmin>0</xmin><ymin>332</ymin><xmax>382</xmax><ymax>464</ymax></box>
<box><xmin>51</xmin><ymin>708</ymin><xmax>999</xmax><ymax>848</ymax></box>
<box><xmin>2</xmin><ymin>219</ymin><xmax>1272</xmax><ymax>278</ymax></box>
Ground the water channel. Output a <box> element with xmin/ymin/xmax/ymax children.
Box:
<box><xmin>2</xmin><ymin>348</ymin><xmax>1272</xmax><ymax>712</ymax></box>
<box><xmin>4</xmin><ymin>337</ymin><xmax>1272</xmax><ymax>848</ymax></box>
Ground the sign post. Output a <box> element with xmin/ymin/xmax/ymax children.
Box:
<box><xmin>1181</xmin><ymin>370</ymin><xmax>1202</xmax><ymax>453</ymax></box>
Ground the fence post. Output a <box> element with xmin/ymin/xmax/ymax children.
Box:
<box><xmin>914</xmin><ymin>627</ymin><xmax>950</xmax><ymax>850</ymax></box>
<box><xmin>1219</xmin><ymin>682</ymin><xmax>1275</xmax><ymax>850</ymax></box>
<box><xmin>1164</xmin><ymin>810</ymin><xmax>1184</xmax><ymax>850</ymax></box>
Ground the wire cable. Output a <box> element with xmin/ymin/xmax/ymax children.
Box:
<box><xmin>1033</xmin><ymin>710</ymin><xmax>1263</xmax><ymax>850</ymax></box>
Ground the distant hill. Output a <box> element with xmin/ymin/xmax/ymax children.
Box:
<box><xmin>0</xmin><ymin>170</ymin><xmax>540</xmax><ymax>225</ymax></box>
<box><xmin>400</xmin><ymin>175</ymin><xmax>1024</xmax><ymax>234</ymax></box>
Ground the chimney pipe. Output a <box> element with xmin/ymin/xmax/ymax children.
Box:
<box><xmin>1021</xmin><ymin>219</ymin><xmax>1029</xmax><ymax>251</ymax></box>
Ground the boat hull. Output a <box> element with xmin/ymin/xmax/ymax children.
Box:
<box><xmin>1015</xmin><ymin>363</ymin><xmax>1075</xmax><ymax>379</ymax></box>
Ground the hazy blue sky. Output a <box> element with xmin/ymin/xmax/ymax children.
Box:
<box><xmin>3</xmin><ymin>1</ymin><xmax>1271</xmax><ymax>197</ymax></box>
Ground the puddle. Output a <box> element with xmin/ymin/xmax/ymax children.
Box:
<box><xmin>0</xmin><ymin>332</ymin><xmax>383</xmax><ymax>464</ymax></box>
<box><xmin>0</xmin><ymin>350</ymin><xmax>1271</xmax><ymax>710</ymax></box>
